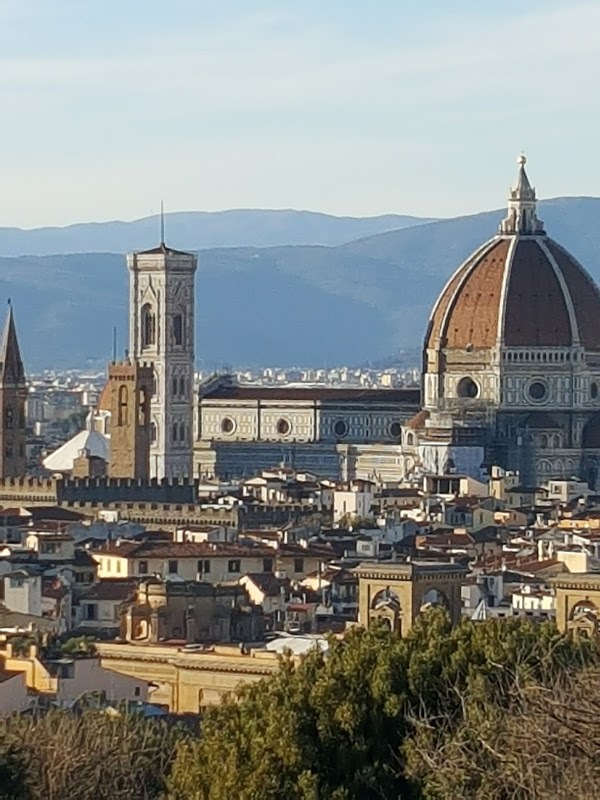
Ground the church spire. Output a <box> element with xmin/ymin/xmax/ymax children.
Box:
<box><xmin>499</xmin><ymin>154</ymin><xmax>545</xmax><ymax>236</ymax></box>
<box><xmin>0</xmin><ymin>302</ymin><xmax>25</xmax><ymax>386</ymax></box>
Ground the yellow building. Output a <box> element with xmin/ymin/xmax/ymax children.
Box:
<box><xmin>354</xmin><ymin>560</ymin><xmax>467</xmax><ymax>636</ymax></box>
<box><xmin>96</xmin><ymin>641</ymin><xmax>282</xmax><ymax>711</ymax></box>
<box><xmin>551</xmin><ymin>573</ymin><xmax>600</xmax><ymax>636</ymax></box>
<box><xmin>91</xmin><ymin>540</ymin><xmax>329</xmax><ymax>583</ymax></box>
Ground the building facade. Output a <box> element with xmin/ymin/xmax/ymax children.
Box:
<box><xmin>195</xmin><ymin>375</ymin><xmax>420</xmax><ymax>480</ymax></box>
<box><xmin>413</xmin><ymin>156</ymin><xmax>600</xmax><ymax>486</ymax></box>
<box><xmin>128</xmin><ymin>242</ymin><xmax>197</xmax><ymax>480</ymax></box>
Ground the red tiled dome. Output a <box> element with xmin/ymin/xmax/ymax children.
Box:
<box><xmin>426</xmin><ymin>158</ymin><xmax>600</xmax><ymax>353</ymax></box>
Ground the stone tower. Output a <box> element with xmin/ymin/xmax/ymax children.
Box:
<box><xmin>107</xmin><ymin>360</ymin><xmax>153</xmax><ymax>480</ymax></box>
<box><xmin>0</xmin><ymin>304</ymin><xmax>27</xmax><ymax>478</ymax></box>
<box><xmin>127</xmin><ymin>240</ymin><xmax>197</xmax><ymax>479</ymax></box>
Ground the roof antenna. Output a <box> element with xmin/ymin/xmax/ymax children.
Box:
<box><xmin>112</xmin><ymin>326</ymin><xmax>117</xmax><ymax>363</ymax></box>
<box><xmin>7</xmin><ymin>298</ymin><xmax>11</xmax><ymax>307</ymax></box>
<box><xmin>160</xmin><ymin>200</ymin><xmax>165</xmax><ymax>245</ymax></box>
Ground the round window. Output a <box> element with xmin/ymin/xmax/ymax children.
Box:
<box><xmin>276</xmin><ymin>418</ymin><xmax>291</xmax><ymax>435</ymax></box>
<box><xmin>592</xmin><ymin>382</ymin><xmax>599</xmax><ymax>400</ymax></box>
<box><xmin>528</xmin><ymin>381</ymin><xmax>547</xmax><ymax>402</ymax></box>
<box><xmin>457</xmin><ymin>377</ymin><xmax>479</xmax><ymax>399</ymax></box>
<box><xmin>221</xmin><ymin>417</ymin><xmax>235</xmax><ymax>434</ymax></box>
<box><xmin>389</xmin><ymin>422</ymin><xmax>401</xmax><ymax>438</ymax></box>
<box><xmin>334</xmin><ymin>419</ymin><xmax>348</xmax><ymax>437</ymax></box>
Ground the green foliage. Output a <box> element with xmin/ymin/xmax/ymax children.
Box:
<box><xmin>0</xmin><ymin>709</ymin><xmax>188</xmax><ymax>800</ymax></box>
<box><xmin>166</xmin><ymin>611</ymin><xmax>599</xmax><ymax>800</ymax></box>
<box><xmin>59</xmin><ymin>636</ymin><xmax>97</xmax><ymax>657</ymax></box>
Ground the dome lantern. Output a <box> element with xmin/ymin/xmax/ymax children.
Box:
<box><xmin>499</xmin><ymin>153</ymin><xmax>545</xmax><ymax>236</ymax></box>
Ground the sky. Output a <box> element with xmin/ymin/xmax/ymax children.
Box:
<box><xmin>0</xmin><ymin>0</ymin><xmax>599</xmax><ymax>228</ymax></box>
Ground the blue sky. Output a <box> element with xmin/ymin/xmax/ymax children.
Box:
<box><xmin>0</xmin><ymin>0</ymin><xmax>598</xmax><ymax>227</ymax></box>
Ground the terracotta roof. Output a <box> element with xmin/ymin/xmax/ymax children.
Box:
<box><xmin>136</xmin><ymin>242</ymin><xmax>195</xmax><ymax>257</ymax></box>
<box><xmin>91</xmin><ymin>540</ymin><xmax>330</xmax><ymax>560</ymax></box>
<box><xmin>201</xmin><ymin>383</ymin><xmax>420</xmax><ymax>404</ymax></box>
<box><xmin>80</xmin><ymin>579</ymin><xmax>137</xmax><ymax>602</ymax></box>
<box><xmin>243</xmin><ymin>573</ymin><xmax>290</xmax><ymax>597</ymax></box>
<box><xmin>426</xmin><ymin>233</ymin><xmax>600</xmax><ymax>351</ymax></box>
<box><xmin>547</xmin><ymin>240</ymin><xmax>600</xmax><ymax>351</ymax></box>
<box><xmin>405</xmin><ymin>409</ymin><xmax>429</xmax><ymax>430</ymax></box>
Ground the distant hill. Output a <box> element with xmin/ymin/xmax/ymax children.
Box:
<box><xmin>0</xmin><ymin>210</ymin><xmax>432</xmax><ymax>256</ymax></box>
<box><xmin>3</xmin><ymin>197</ymin><xmax>600</xmax><ymax>370</ymax></box>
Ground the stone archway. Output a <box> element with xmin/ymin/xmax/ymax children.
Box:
<box><xmin>369</xmin><ymin>587</ymin><xmax>402</xmax><ymax>634</ymax></box>
<box><xmin>354</xmin><ymin>561</ymin><xmax>468</xmax><ymax>636</ymax></box>
<box><xmin>419</xmin><ymin>587</ymin><xmax>449</xmax><ymax>614</ymax></box>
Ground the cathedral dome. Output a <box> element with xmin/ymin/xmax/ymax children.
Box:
<box><xmin>426</xmin><ymin>156</ymin><xmax>600</xmax><ymax>353</ymax></box>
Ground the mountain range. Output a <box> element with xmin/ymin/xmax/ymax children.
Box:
<box><xmin>0</xmin><ymin>210</ymin><xmax>432</xmax><ymax>256</ymax></box>
<box><xmin>3</xmin><ymin>198</ymin><xmax>599</xmax><ymax>370</ymax></box>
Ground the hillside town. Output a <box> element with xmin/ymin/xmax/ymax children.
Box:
<box><xmin>0</xmin><ymin>461</ymin><xmax>598</xmax><ymax>713</ymax></box>
<box><xmin>2</xmin><ymin>156</ymin><xmax>600</xmax><ymax>723</ymax></box>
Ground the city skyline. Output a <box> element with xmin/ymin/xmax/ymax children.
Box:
<box><xmin>0</xmin><ymin>0</ymin><xmax>598</xmax><ymax>227</ymax></box>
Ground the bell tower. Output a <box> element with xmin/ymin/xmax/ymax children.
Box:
<box><xmin>107</xmin><ymin>360</ymin><xmax>153</xmax><ymax>480</ymax></box>
<box><xmin>0</xmin><ymin>303</ymin><xmax>27</xmax><ymax>478</ymax></box>
<box><xmin>127</xmin><ymin>234</ymin><xmax>197</xmax><ymax>480</ymax></box>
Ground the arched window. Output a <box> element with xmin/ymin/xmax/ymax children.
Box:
<box><xmin>138</xmin><ymin>387</ymin><xmax>149</xmax><ymax>427</ymax></box>
<box><xmin>173</xmin><ymin>313</ymin><xmax>183</xmax><ymax>346</ymax></box>
<box><xmin>172</xmin><ymin>422</ymin><xmax>178</xmax><ymax>442</ymax></box>
<box><xmin>141</xmin><ymin>304</ymin><xmax>156</xmax><ymax>348</ymax></box>
<box><xmin>179</xmin><ymin>377</ymin><xmax>185</xmax><ymax>396</ymax></box>
<box><xmin>172</xmin><ymin>377</ymin><xmax>178</xmax><ymax>396</ymax></box>
<box><xmin>117</xmin><ymin>385</ymin><xmax>128</xmax><ymax>427</ymax></box>
<box><xmin>179</xmin><ymin>422</ymin><xmax>186</xmax><ymax>443</ymax></box>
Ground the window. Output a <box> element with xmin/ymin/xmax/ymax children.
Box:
<box><xmin>528</xmin><ymin>380</ymin><xmax>548</xmax><ymax>402</ymax></box>
<box><xmin>457</xmin><ymin>377</ymin><xmax>479</xmax><ymax>399</ymax></box>
<box><xmin>197</xmin><ymin>559</ymin><xmax>211</xmax><ymax>574</ymax></box>
<box><xmin>117</xmin><ymin>384</ymin><xmax>128</xmax><ymax>427</ymax></box>
<box><xmin>334</xmin><ymin>419</ymin><xmax>348</xmax><ymax>437</ymax></box>
<box><xmin>168</xmin><ymin>560</ymin><xmax>178</xmax><ymax>574</ymax></box>
<box><xmin>134</xmin><ymin>686</ymin><xmax>141</xmax><ymax>698</ymax></box>
<box><xmin>592</xmin><ymin>382</ymin><xmax>599</xmax><ymax>400</ymax></box>
<box><xmin>263</xmin><ymin>558</ymin><xmax>274</xmax><ymax>573</ymax></box>
<box><xmin>221</xmin><ymin>417</ymin><xmax>235</xmax><ymax>434</ymax></box>
<box><xmin>83</xmin><ymin>603</ymin><xmax>98</xmax><ymax>621</ymax></box>
<box><xmin>389</xmin><ymin>421</ymin><xmax>401</xmax><ymax>438</ymax></box>
<box><xmin>41</xmin><ymin>541</ymin><xmax>58</xmax><ymax>555</ymax></box>
<box><xmin>141</xmin><ymin>303</ymin><xmax>156</xmax><ymax>348</ymax></box>
<box><xmin>4</xmin><ymin>407</ymin><xmax>13</xmax><ymax>429</ymax></box>
<box><xmin>150</xmin><ymin>423</ymin><xmax>157</xmax><ymax>443</ymax></box>
<box><xmin>138</xmin><ymin>387</ymin><xmax>149</xmax><ymax>426</ymax></box>
<box><xmin>179</xmin><ymin>377</ymin><xmax>185</xmax><ymax>396</ymax></box>
<box><xmin>294</xmin><ymin>558</ymin><xmax>304</xmax><ymax>574</ymax></box>
<box><xmin>172</xmin><ymin>423</ymin><xmax>178</xmax><ymax>442</ymax></box>
<box><xmin>116</xmin><ymin>560</ymin><xmax>122</xmax><ymax>573</ymax></box>
<box><xmin>138</xmin><ymin>560</ymin><xmax>148</xmax><ymax>574</ymax></box>
<box><xmin>5</xmin><ymin>445</ymin><xmax>12</xmax><ymax>459</ymax></box>
<box><xmin>276</xmin><ymin>418</ymin><xmax>291</xmax><ymax>435</ymax></box>
<box><xmin>172</xmin><ymin>377</ymin><xmax>178</xmax><ymax>396</ymax></box>
<box><xmin>173</xmin><ymin>313</ymin><xmax>183</xmax><ymax>345</ymax></box>
<box><xmin>228</xmin><ymin>559</ymin><xmax>241</xmax><ymax>573</ymax></box>
<box><xmin>179</xmin><ymin>423</ymin><xmax>186</xmax><ymax>443</ymax></box>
